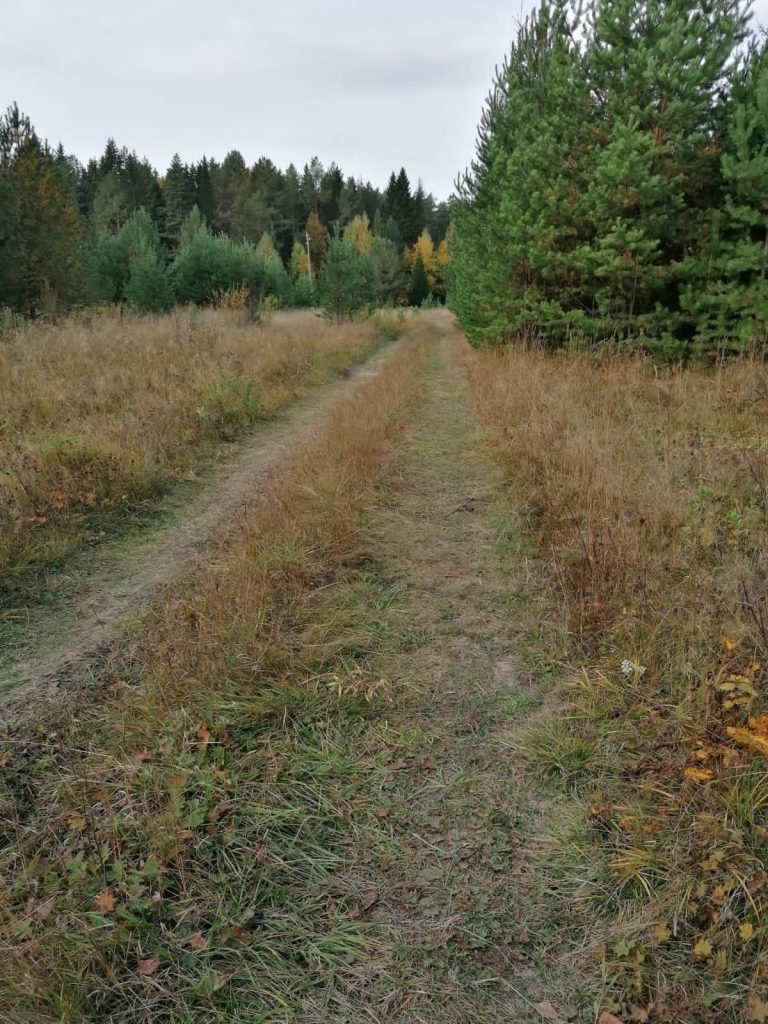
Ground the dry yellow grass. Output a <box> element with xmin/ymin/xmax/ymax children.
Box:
<box><xmin>0</xmin><ymin>321</ymin><xmax>433</xmax><ymax>1023</ymax></box>
<box><xmin>0</xmin><ymin>307</ymin><xmax>394</xmax><ymax>591</ymax></box>
<box><xmin>460</xmin><ymin>343</ymin><xmax>768</xmax><ymax>1020</ymax></box>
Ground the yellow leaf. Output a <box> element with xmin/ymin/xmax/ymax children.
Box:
<box><xmin>67</xmin><ymin>813</ymin><xmax>86</xmax><ymax>830</ymax></box>
<box><xmin>693</xmin><ymin>937</ymin><xmax>713</xmax><ymax>959</ymax></box>
<box><xmin>683</xmin><ymin>765</ymin><xmax>713</xmax><ymax>783</ymax></box>
<box><xmin>740</xmin><ymin>922</ymin><xmax>754</xmax><ymax>942</ymax></box>
<box><xmin>651</xmin><ymin>922</ymin><xmax>671</xmax><ymax>942</ymax></box>
<box><xmin>727</xmin><ymin>725</ymin><xmax>768</xmax><ymax>757</ymax></box>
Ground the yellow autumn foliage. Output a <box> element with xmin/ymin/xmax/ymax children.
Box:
<box><xmin>343</xmin><ymin>213</ymin><xmax>374</xmax><ymax>254</ymax></box>
<box><xmin>727</xmin><ymin>715</ymin><xmax>768</xmax><ymax>757</ymax></box>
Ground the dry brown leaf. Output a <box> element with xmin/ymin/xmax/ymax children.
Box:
<box><xmin>748</xmin><ymin>994</ymin><xmax>768</xmax><ymax>1023</ymax></box>
<box><xmin>67</xmin><ymin>813</ymin><xmax>86</xmax><ymax>830</ymax></box>
<box><xmin>598</xmin><ymin>1014</ymin><xmax>625</xmax><ymax>1024</ymax></box>
<box><xmin>189</xmin><ymin>930</ymin><xmax>207</xmax><ymax>951</ymax></box>
<box><xmin>137</xmin><ymin>957</ymin><xmax>161</xmax><ymax>976</ymax></box>
<box><xmin>535</xmin><ymin>1001</ymin><xmax>564</xmax><ymax>1023</ymax></box>
<box><xmin>94</xmin><ymin>890</ymin><xmax>116</xmax><ymax>913</ymax></box>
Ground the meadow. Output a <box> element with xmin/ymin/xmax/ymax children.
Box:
<box><xmin>461</xmin><ymin>344</ymin><xmax>768</xmax><ymax>1020</ymax></box>
<box><xmin>0</xmin><ymin>307</ymin><xmax>395</xmax><ymax>601</ymax></box>
<box><xmin>0</xmin><ymin>316</ymin><xmax>432</xmax><ymax>1023</ymax></box>
<box><xmin>3</xmin><ymin>302</ymin><xmax>768</xmax><ymax>1022</ymax></box>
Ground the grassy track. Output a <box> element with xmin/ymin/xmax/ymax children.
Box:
<box><xmin>4</xmin><ymin>311</ymin><xmax>766</xmax><ymax>1022</ymax></box>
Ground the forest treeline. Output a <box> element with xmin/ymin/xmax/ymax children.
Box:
<box><xmin>451</xmin><ymin>0</ymin><xmax>768</xmax><ymax>357</ymax></box>
<box><xmin>0</xmin><ymin>104</ymin><xmax>451</xmax><ymax>319</ymax></box>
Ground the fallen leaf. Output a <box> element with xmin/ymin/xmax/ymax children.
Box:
<box><xmin>131</xmin><ymin>749</ymin><xmax>152</xmax><ymax>763</ymax></box>
<box><xmin>196</xmin><ymin>726</ymin><xmax>211</xmax><ymax>746</ymax></box>
<box><xmin>693</xmin><ymin>937</ymin><xmax>713</xmax><ymax>959</ymax></box>
<box><xmin>727</xmin><ymin>724</ymin><xmax>768</xmax><ymax>757</ymax></box>
<box><xmin>748</xmin><ymin>994</ymin><xmax>768</xmax><ymax>1023</ymax></box>
<box><xmin>598</xmin><ymin>1014</ymin><xmax>625</xmax><ymax>1024</ymax></box>
<box><xmin>189</xmin><ymin>931</ymin><xmax>207</xmax><ymax>951</ymax></box>
<box><xmin>683</xmin><ymin>765</ymin><xmax>713</xmax><ymax>783</ymax></box>
<box><xmin>651</xmin><ymin>922</ymin><xmax>671</xmax><ymax>942</ymax></box>
<box><xmin>534</xmin><ymin>1001</ymin><xmax>564</xmax><ymax>1023</ymax></box>
<box><xmin>94</xmin><ymin>890</ymin><xmax>116</xmax><ymax>913</ymax></box>
<box><xmin>137</xmin><ymin>957</ymin><xmax>161</xmax><ymax>976</ymax></box>
<box><xmin>741</xmin><ymin>922</ymin><xmax>754</xmax><ymax>942</ymax></box>
<box><xmin>67</xmin><ymin>813</ymin><xmax>86</xmax><ymax>830</ymax></box>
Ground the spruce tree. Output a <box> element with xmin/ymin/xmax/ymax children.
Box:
<box><xmin>409</xmin><ymin>253</ymin><xmax>430</xmax><ymax>306</ymax></box>
<box><xmin>318</xmin><ymin>238</ymin><xmax>378</xmax><ymax>320</ymax></box>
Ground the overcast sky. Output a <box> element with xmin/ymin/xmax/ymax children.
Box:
<box><xmin>4</xmin><ymin>0</ymin><xmax>768</xmax><ymax>200</ymax></box>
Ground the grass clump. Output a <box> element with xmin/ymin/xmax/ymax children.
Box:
<box><xmin>460</xmin><ymin>343</ymin><xmax>768</xmax><ymax>1022</ymax></box>
<box><xmin>0</xmin><ymin>325</ymin><xmax>433</xmax><ymax>1022</ymax></box>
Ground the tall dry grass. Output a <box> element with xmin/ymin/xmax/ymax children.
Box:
<box><xmin>0</xmin><ymin>320</ymin><xmax>434</xmax><ymax>1022</ymax></box>
<box><xmin>0</xmin><ymin>307</ymin><xmax>395</xmax><ymax>594</ymax></box>
<box><xmin>460</xmin><ymin>342</ymin><xmax>768</xmax><ymax>1020</ymax></box>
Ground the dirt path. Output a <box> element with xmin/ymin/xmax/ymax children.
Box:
<box><xmin>0</xmin><ymin>334</ymin><xmax>412</xmax><ymax>718</ymax></box>
<box><xmin>323</xmin><ymin>327</ymin><xmax>587</xmax><ymax>1022</ymax></box>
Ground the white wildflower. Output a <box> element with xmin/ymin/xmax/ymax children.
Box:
<box><xmin>621</xmin><ymin>659</ymin><xmax>646</xmax><ymax>678</ymax></box>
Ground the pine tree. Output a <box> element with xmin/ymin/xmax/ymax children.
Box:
<box><xmin>0</xmin><ymin>106</ymin><xmax>84</xmax><ymax>314</ymax></box>
<box><xmin>682</xmin><ymin>42</ymin><xmax>768</xmax><ymax>354</ymax></box>
<box><xmin>125</xmin><ymin>245</ymin><xmax>173</xmax><ymax>313</ymax></box>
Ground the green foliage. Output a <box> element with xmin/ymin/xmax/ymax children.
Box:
<box><xmin>451</xmin><ymin>0</ymin><xmax>755</xmax><ymax>357</ymax></box>
<box><xmin>0</xmin><ymin>104</ymin><xmax>84</xmax><ymax>315</ymax></box>
<box><xmin>409</xmin><ymin>254</ymin><xmax>430</xmax><ymax>307</ymax></box>
<box><xmin>372</xmin><ymin>237</ymin><xmax>406</xmax><ymax>305</ymax></box>
<box><xmin>318</xmin><ymin>238</ymin><xmax>378</xmax><ymax>320</ymax></box>
<box><xmin>90</xmin><ymin>208</ymin><xmax>165</xmax><ymax>304</ymax></box>
<box><xmin>171</xmin><ymin>213</ymin><xmax>289</xmax><ymax>306</ymax></box>
<box><xmin>125</xmin><ymin>245</ymin><xmax>174</xmax><ymax>313</ymax></box>
<box><xmin>291</xmin><ymin>273</ymin><xmax>315</xmax><ymax>308</ymax></box>
<box><xmin>0</xmin><ymin>105</ymin><xmax>449</xmax><ymax>319</ymax></box>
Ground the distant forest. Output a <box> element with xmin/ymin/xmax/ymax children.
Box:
<box><xmin>0</xmin><ymin>104</ymin><xmax>452</xmax><ymax>317</ymax></box>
